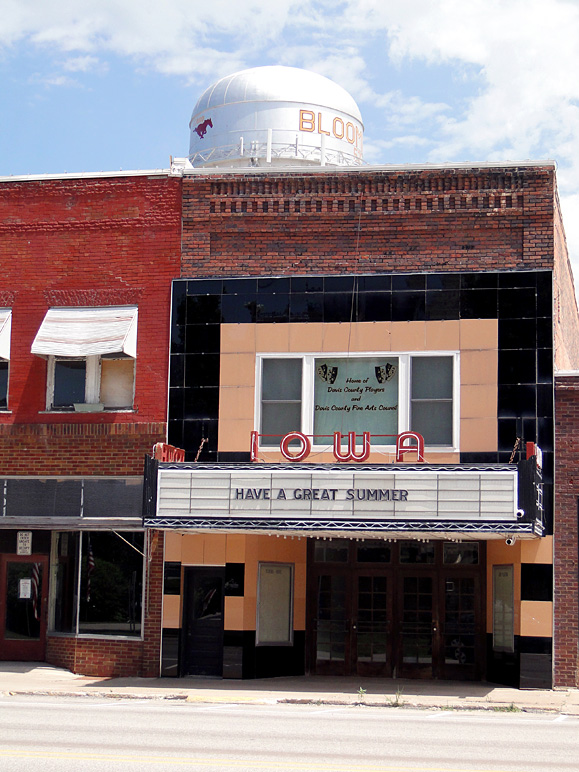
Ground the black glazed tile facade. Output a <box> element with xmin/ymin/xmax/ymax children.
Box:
<box><xmin>521</xmin><ymin>564</ymin><xmax>553</xmax><ymax>602</ymax></box>
<box><xmin>168</xmin><ymin>271</ymin><xmax>554</xmax><ymax>495</ymax></box>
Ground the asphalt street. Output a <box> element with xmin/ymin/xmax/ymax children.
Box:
<box><xmin>0</xmin><ymin>695</ymin><xmax>578</xmax><ymax>772</ymax></box>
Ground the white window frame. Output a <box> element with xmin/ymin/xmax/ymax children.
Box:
<box><xmin>255</xmin><ymin>351</ymin><xmax>460</xmax><ymax>452</ymax></box>
<box><xmin>46</xmin><ymin>354</ymin><xmax>135</xmax><ymax>412</ymax></box>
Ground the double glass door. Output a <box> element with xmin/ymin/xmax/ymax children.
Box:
<box><xmin>313</xmin><ymin>569</ymin><xmax>393</xmax><ymax>677</ymax></box>
<box><xmin>309</xmin><ymin>540</ymin><xmax>483</xmax><ymax>680</ymax></box>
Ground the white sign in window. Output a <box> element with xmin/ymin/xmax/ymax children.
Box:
<box><xmin>19</xmin><ymin>578</ymin><xmax>32</xmax><ymax>599</ymax></box>
<box><xmin>17</xmin><ymin>531</ymin><xmax>32</xmax><ymax>556</ymax></box>
<box><xmin>493</xmin><ymin>564</ymin><xmax>515</xmax><ymax>653</ymax></box>
<box><xmin>314</xmin><ymin>356</ymin><xmax>399</xmax><ymax>439</ymax></box>
<box><xmin>256</xmin><ymin>563</ymin><xmax>294</xmax><ymax>646</ymax></box>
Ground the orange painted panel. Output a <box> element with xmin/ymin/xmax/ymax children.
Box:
<box><xmin>225</xmin><ymin>534</ymin><xmax>247</xmax><ymax>563</ymax></box>
<box><xmin>289</xmin><ymin>323</ymin><xmax>324</xmax><ymax>352</ymax></box>
<box><xmin>220</xmin><ymin>353</ymin><xmax>255</xmax><ymax>386</ymax></box>
<box><xmin>521</xmin><ymin>536</ymin><xmax>553</xmax><ymax>565</ymax></box>
<box><xmin>390</xmin><ymin>321</ymin><xmax>426</xmax><ymax>351</ymax></box>
<box><xmin>520</xmin><ymin>601</ymin><xmax>553</xmax><ymax>637</ymax></box>
<box><xmin>460</xmin><ymin>417</ymin><xmax>497</xmax><ymax>452</ymax></box>
<box><xmin>425</xmin><ymin>320</ymin><xmax>460</xmax><ymax>350</ymax></box>
<box><xmin>460</xmin><ymin>385</ymin><xmax>498</xmax><ymax>419</ymax></box>
<box><xmin>164</xmin><ymin>531</ymin><xmax>182</xmax><ymax>562</ymax></box>
<box><xmin>461</xmin><ymin>350</ymin><xmax>498</xmax><ymax>385</ymax></box>
<box><xmin>459</xmin><ymin>319</ymin><xmax>498</xmax><ymax>350</ymax></box>
<box><xmin>321</xmin><ymin>324</ymin><xmax>358</xmax><ymax>352</ymax></box>
<box><xmin>181</xmin><ymin>534</ymin><xmax>204</xmax><ymax>565</ymax></box>
<box><xmin>224</xmin><ymin>596</ymin><xmax>245</xmax><ymax>630</ymax></box>
<box><xmin>162</xmin><ymin>595</ymin><xmax>182</xmax><ymax>628</ymax></box>
<box><xmin>203</xmin><ymin>534</ymin><xmax>227</xmax><ymax>565</ymax></box>
<box><xmin>221</xmin><ymin>324</ymin><xmax>257</xmax><ymax>354</ymax></box>
<box><xmin>256</xmin><ymin>324</ymin><xmax>290</xmax><ymax>351</ymax></box>
<box><xmin>218</xmin><ymin>418</ymin><xmax>254</xmax><ymax>452</ymax></box>
<box><xmin>348</xmin><ymin>322</ymin><xmax>392</xmax><ymax>352</ymax></box>
<box><xmin>218</xmin><ymin>387</ymin><xmax>255</xmax><ymax>420</ymax></box>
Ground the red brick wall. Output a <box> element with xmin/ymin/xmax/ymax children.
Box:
<box><xmin>553</xmin><ymin>191</ymin><xmax>579</xmax><ymax>370</ymax></box>
<box><xmin>46</xmin><ymin>530</ymin><xmax>164</xmax><ymax>677</ymax></box>
<box><xmin>0</xmin><ymin>174</ymin><xmax>181</xmax><ymax>431</ymax></box>
<box><xmin>554</xmin><ymin>374</ymin><xmax>579</xmax><ymax>687</ymax></box>
<box><xmin>181</xmin><ymin>167</ymin><xmax>556</xmax><ymax>277</ymax></box>
<box><xmin>0</xmin><ymin>422</ymin><xmax>165</xmax><ymax>475</ymax></box>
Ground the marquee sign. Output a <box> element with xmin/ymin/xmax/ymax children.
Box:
<box><xmin>251</xmin><ymin>431</ymin><xmax>425</xmax><ymax>463</ymax></box>
<box><xmin>151</xmin><ymin>463</ymin><xmax>521</xmax><ymax>528</ymax></box>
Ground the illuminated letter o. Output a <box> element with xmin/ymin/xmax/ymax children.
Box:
<box><xmin>333</xmin><ymin>117</ymin><xmax>344</xmax><ymax>139</ymax></box>
<box><xmin>280</xmin><ymin>432</ymin><xmax>311</xmax><ymax>461</ymax></box>
<box><xmin>346</xmin><ymin>122</ymin><xmax>355</xmax><ymax>144</ymax></box>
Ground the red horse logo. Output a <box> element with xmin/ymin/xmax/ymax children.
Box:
<box><xmin>194</xmin><ymin>118</ymin><xmax>213</xmax><ymax>139</ymax></box>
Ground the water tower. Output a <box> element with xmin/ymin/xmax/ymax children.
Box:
<box><xmin>189</xmin><ymin>65</ymin><xmax>364</xmax><ymax>168</ymax></box>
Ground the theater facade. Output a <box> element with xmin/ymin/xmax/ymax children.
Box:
<box><xmin>143</xmin><ymin>159</ymin><xmax>579</xmax><ymax>689</ymax></box>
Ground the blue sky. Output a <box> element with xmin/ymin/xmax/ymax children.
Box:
<box><xmin>2</xmin><ymin>0</ymin><xmax>579</xmax><ymax>286</ymax></box>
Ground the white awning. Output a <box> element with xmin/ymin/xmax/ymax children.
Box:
<box><xmin>0</xmin><ymin>310</ymin><xmax>12</xmax><ymax>361</ymax></box>
<box><xmin>31</xmin><ymin>306</ymin><xmax>138</xmax><ymax>358</ymax></box>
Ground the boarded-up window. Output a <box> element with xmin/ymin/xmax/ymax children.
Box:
<box><xmin>100</xmin><ymin>358</ymin><xmax>135</xmax><ymax>408</ymax></box>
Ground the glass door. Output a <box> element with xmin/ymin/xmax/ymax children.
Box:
<box><xmin>312</xmin><ymin>571</ymin><xmax>349</xmax><ymax>675</ymax></box>
<box><xmin>398</xmin><ymin>573</ymin><xmax>437</xmax><ymax>678</ymax></box>
<box><xmin>311</xmin><ymin>568</ymin><xmax>393</xmax><ymax>677</ymax></box>
<box><xmin>0</xmin><ymin>556</ymin><xmax>48</xmax><ymax>661</ymax></box>
<box><xmin>441</xmin><ymin>574</ymin><xmax>481</xmax><ymax>680</ymax></box>
<box><xmin>353</xmin><ymin>571</ymin><xmax>393</xmax><ymax>677</ymax></box>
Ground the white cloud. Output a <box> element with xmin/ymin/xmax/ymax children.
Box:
<box><xmin>62</xmin><ymin>55</ymin><xmax>103</xmax><ymax>72</ymax></box>
<box><xmin>4</xmin><ymin>0</ymin><xmax>579</xmax><ymax>282</ymax></box>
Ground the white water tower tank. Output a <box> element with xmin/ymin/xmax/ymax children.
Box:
<box><xmin>189</xmin><ymin>66</ymin><xmax>364</xmax><ymax>168</ymax></box>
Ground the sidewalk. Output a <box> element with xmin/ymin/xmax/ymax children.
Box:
<box><xmin>1</xmin><ymin>662</ymin><xmax>579</xmax><ymax>714</ymax></box>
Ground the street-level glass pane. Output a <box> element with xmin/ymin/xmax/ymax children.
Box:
<box><xmin>79</xmin><ymin>532</ymin><xmax>143</xmax><ymax>636</ymax></box>
<box><xmin>5</xmin><ymin>562</ymin><xmax>42</xmax><ymax>640</ymax></box>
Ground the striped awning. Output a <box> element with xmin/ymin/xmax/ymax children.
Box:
<box><xmin>0</xmin><ymin>310</ymin><xmax>11</xmax><ymax>361</ymax></box>
<box><xmin>31</xmin><ymin>306</ymin><xmax>138</xmax><ymax>358</ymax></box>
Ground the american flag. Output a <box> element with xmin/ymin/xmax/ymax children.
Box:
<box><xmin>86</xmin><ymin>537</ymin><xmax>95</xmax><ymax>602</ymax></box>
<box><xmin>31</xmin><ymin>563</ymin><xmax>41</xmax><ymax>621</ymax></box>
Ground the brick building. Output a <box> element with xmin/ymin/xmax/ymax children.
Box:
<box><xmin>2</xmin><ymin>66</ymin><xmax>579</xmax><ymax>688</ymax></box>
<box><xmin>0</xmin><ymin>172</ymin><xmax>181</xmax><ymax>676</ymax></box>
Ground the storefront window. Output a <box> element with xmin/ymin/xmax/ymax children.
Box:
<box><xmin>52</xmin><ymin>532</ymin><xmax>80</xmax><ymax>633</ymax></box>
<box><xmin>51</xmin><ymin>531</ymin><xmax>144</xmax><ymax>637</ymax></box>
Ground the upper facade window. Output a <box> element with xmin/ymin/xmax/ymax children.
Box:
<box><xmin>258</xmin><ymin>352</ymin><xmax>458</xmax><ymax>449</ymax></box>
<box><xmin>31</xmin><ymin>306</ymin><xmax>137</xmax><ymax>412</ymax></box>
<box><xmin>0</xmin><ymin>309</ymin><xmax>12</xmax><ymax>410</ymax></box>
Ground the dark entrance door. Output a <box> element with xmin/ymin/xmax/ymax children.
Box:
<box><xmin>397</xmin><ymin>571</ymin><xmax>483</xmax><ymax>680</ymax></box>
<box><xmin>310</xmin><ymin>567</ymin><xmax>394</xmax><ymax>677</ymax></box>
<box><xmin>0</xmin><ymin>555</ymin><xmax>48</xmax><ymax>661</ymax></box>
<box><xmin>181</xmin><ymin>567</ymin><xmax>225</xmax><ymax>677</ymax></box>
<box><xmin>398</xmin><ymin>572</ymin><xmax>436</xmax><ymax>678</ymax></box>
<box><xmin>308</xmin><ymin>539</ymin><xmax>485</xmax><ymax>680</ymax></box>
